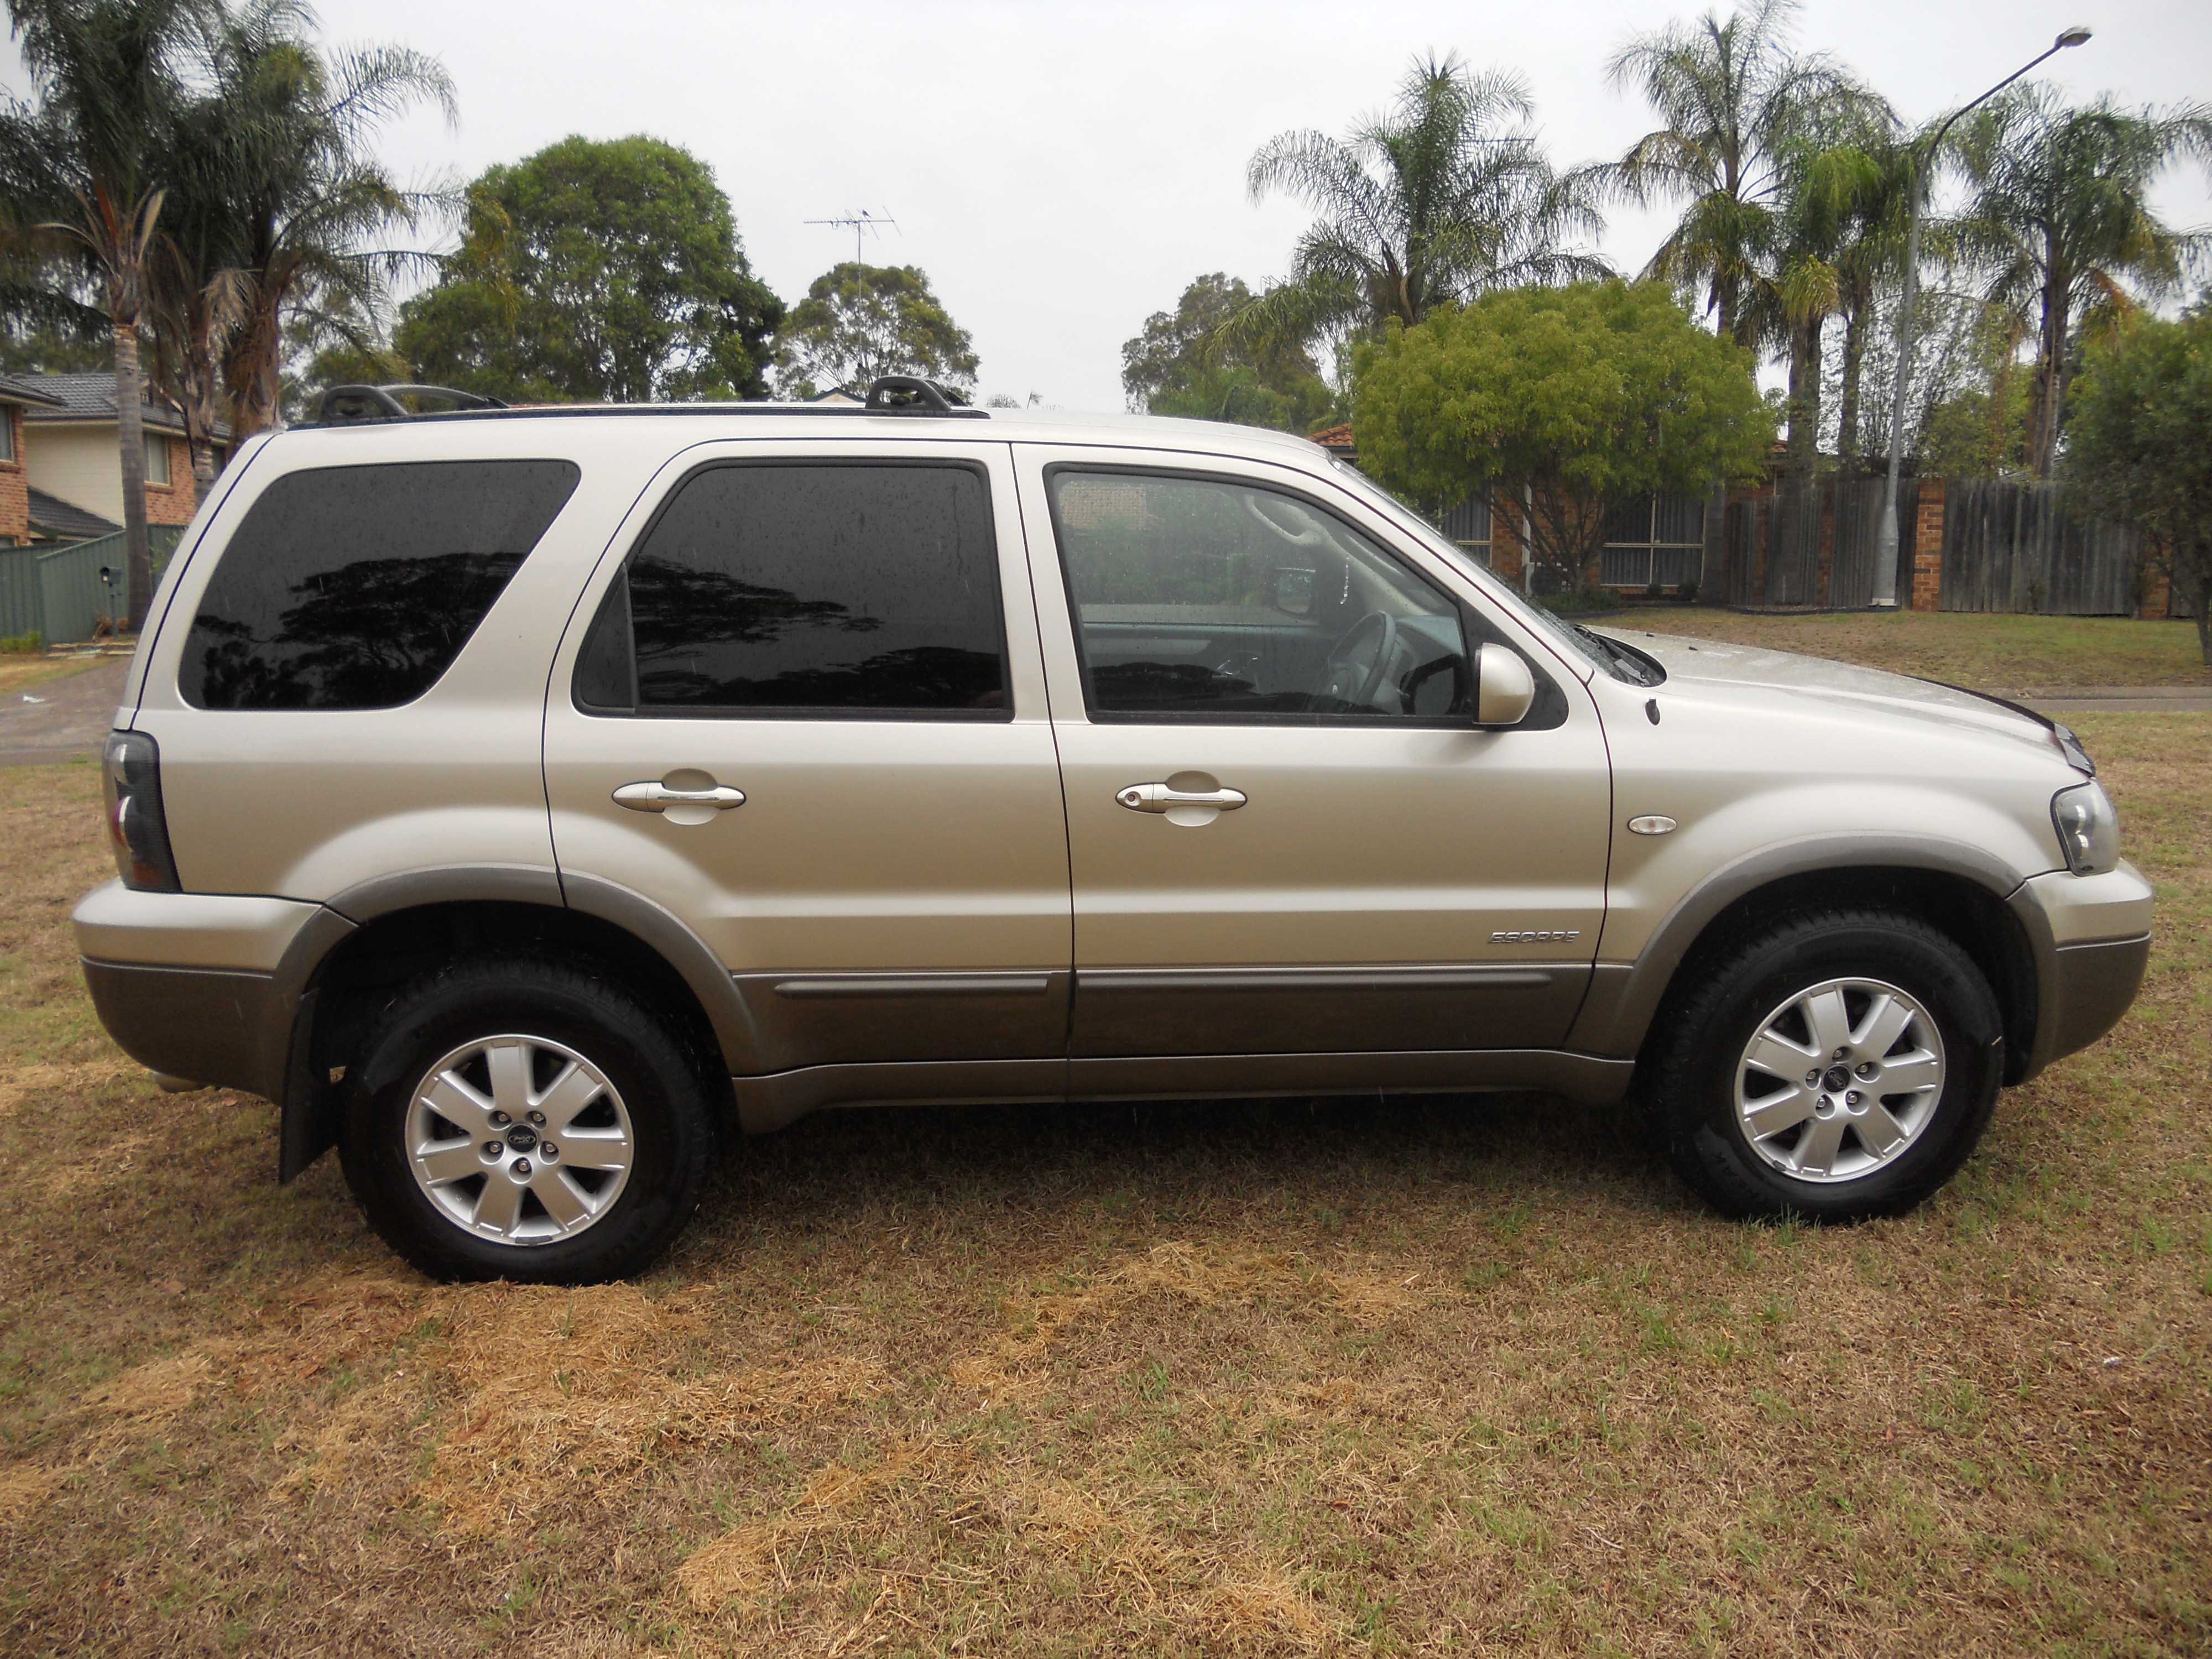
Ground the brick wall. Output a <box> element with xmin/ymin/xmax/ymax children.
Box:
<box><xmin>1911</xmin><ymin>477</ymin><xmax>1945</xmax><ymax>611</ymax></box>
<box><xmin>144</xmin><ymin>433</ymin><xmax>197</xmax><ymax>526</ymax></box>
<box><xmin>0</xmin><ymin>406</ymin><xmax>26</xmax><ymax>544</ymax></box>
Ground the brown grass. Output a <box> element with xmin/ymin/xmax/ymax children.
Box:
<box><xmin>1617</xmin><ymin>607</ymin><xmax>2211</xmax><ymax>689</ymax></box>
<box><xmin>1</xmin><ymin>712</ymin><xmax>2208</xmax><ymax>1655</ymax></box>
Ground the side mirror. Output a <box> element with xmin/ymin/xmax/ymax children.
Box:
<box><xmin>1272</xmin><ymin>566</ymin><xmax>1316</xmax><ymax>617</ymax></box>
<box><xmin>1474</xmin><ymin>643</ymin><xmax>1536</xmax><ymax>727</ymax></box>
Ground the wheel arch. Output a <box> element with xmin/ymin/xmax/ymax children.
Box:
<box><xmin>1572</xmin><ymin>841</ymin><xmax>2044</xmax><ymax>1083</ymax></box>
<box><xmin>275</xmin><ymin>872</ymin><xmax>759</xmax><ymax>1181</ymax></box>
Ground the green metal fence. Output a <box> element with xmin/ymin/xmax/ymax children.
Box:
<box><xmin>0</xmin><ymin>525</ymin><xmax>186</xmax><ymax>645</ymax></box>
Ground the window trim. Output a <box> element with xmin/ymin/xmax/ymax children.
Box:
<box><xmin>572</xmin><ymin>455</ymin><xmax>1016</xmax><ymax>724</ymax></box>
<box><xmin>1041</xmin><ymin>460</ymin><xmax>1492</xmax><ymax>730</ymax></box>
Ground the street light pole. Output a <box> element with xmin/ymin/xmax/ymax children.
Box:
<box><xmin>1869</xmin><ymin>26</ymin><xmax>2091</xmax><ymax>608</ymax></box>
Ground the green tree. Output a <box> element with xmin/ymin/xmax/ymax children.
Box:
<box><xmin>1949</xmin><ymin>83</ymin><xmax>2211</xmax><ymax>477</ymax></box>
<box><xmin>1600</xmin><ymin>0</ymin><xmax>1854</xmax><ymax>345</ymax></box>
<box><xmin>395</xmin><ymin>135</ymin><xmax>782</xmax><ymax>404</ymax></box>
<box><xmin>154</xmin><ymin>1</ymin><xmax>451</xmax><ymax>465</ymax></box>
<box><xmin>1240</xmin><ymin>52</ymin><xmax>1605</xmax><ymax>347</ymax></box>
<box><xmin>2063</xmin><ymin>303</ymin><xmax>2212</xmax><ymax>663</ymax></box>
<box><xmin>773</xmin><ymin>262</ymin><xmax>975</xmax><ymax>399</ymax></box>
<box><xmin>0</xmin><ymin>0</ymin><xmax>202</xmax><ymax>628</ymax></box>
<box><xmin>1121</xmin><ymin>272</ymin><xmax>1335</xmax><ymax>431</ymax></box>
<box><xmin>1352</xmin><ymin>281</ymin><xmax>1773</xmax><ymax>592</ymax></box>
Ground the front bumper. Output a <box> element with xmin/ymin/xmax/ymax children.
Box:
<box><xmin>2008</xmin><ymin>860</ymin><xmax>2156</xmax><ymax>1079</ymax></box>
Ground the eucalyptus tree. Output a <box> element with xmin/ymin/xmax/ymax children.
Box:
<box><xmin>1240</xmin><ymin>52</ymin><xmax>1606</xmax><ymax>347</ymax></box>
<box><xmin>0</xmin><ymin>0</ymin><xmax>205</xmax><ymax>627</ymax></box>
<box><xmin>1598</xmin><ymin>0</ymin><xmax>1855</xmax><ymax>347</ymax></box>
<box><xmin>1947</xmin><ymin>84</ymin><xmax>2212</xmax><ymax>476</ymax></box>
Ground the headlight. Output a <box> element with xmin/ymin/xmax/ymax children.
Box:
<box><xmin>2051</xmin><ymin>781</ymin><xmax>2120</xmax><ymax>875</ymax></box>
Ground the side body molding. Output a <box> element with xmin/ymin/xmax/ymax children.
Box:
<box><xmin>1569</xmin><ymin>834</ymin><xmax>2034</xmax><ymax>1058</ymax></box>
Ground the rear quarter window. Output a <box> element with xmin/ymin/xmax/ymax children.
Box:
<box><xmin>180</xmin><ymin>459</ymin><xmax>580</xmax><ymax>710</ymax></box>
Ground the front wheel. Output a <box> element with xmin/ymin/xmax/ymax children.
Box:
<box><xmin>1646</xmin><ymin>909</ymin><xmax>2004</xmax><ymax>1222</ymax></box>
<box><xmin>338</xmin><ymin>955</ymin><xmax>717</xmax><ymax>1282</ymax></box>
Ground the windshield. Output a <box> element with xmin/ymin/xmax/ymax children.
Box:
<box><xmin>1324</xmin><ymin>458</ymin><xmax>1662</xmax><ymax>685</ymax></box>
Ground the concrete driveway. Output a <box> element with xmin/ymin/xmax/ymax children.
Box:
<box><xmin>0</xmin><ymin>658</ymin><xmax>128</xmax><ymax>768</ymax></box>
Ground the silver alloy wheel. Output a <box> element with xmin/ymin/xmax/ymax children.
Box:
<box><xmin>1734</xmin><ymin>977</ymin><xmax>1947</xmax><ymax>1185</ymax></box>
<box><xmin>405</xmin><ymin>1034</ymin><xmax>635</xmax><ymax>1245</ymax></box>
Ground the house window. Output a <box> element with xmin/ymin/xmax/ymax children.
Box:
<box><xmin>0</xmin><ymin>409</ymin><xmax>13</xmax><ymax>463</ymax></box>
<box><xmin>143</xmin><ymin>431</ymin><xmax>170</xmax><ymax>485</ymax></box>
<box><xmin>1599</xmin><ymin>492</ymin><xmax>1704</xmax><ymax>588</ymax></box>
<box><xmin>1441</xmin><ymin>494</ymin><xmax>1491</xmax><ymax>567</ymax></box>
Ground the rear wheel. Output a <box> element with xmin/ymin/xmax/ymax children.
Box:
<box><xmin>338</xmin><ymin>955</ymin><xmax>716</xmax><ymax>1282</ymax></box>
<box><xmin>1646</xmin><ymin>909</ymin><xmax>2003</xmax><ymax>1221</ymax></box>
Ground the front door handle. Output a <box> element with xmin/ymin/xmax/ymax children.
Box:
<box><xmin>1116</xmin><ymin>782</ymin><xmax>1248</xmax><ymax>813</ymax></box>
<box><xmin>613</xmin><ymin>781</ymin><xmax>747</xmax><ymax>813</ymax></box>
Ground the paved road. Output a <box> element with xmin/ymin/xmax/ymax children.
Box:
<box><xmin>0</xmin><ymin>658</ymin><xmax>128</xmax><ymax>768</ymax></box>
<box><xmin>0</xmin><ymin>659</ymin><xmax>2200</xmax><ymax>770</ymax></box>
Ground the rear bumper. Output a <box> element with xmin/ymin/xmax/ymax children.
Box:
<box><xmin>72</xmin><ymin>882</ymin><xmax>333</xmax><ymax>1102</ymax></box>
<box><xmin>79</xmin><ymin>957</ymin><xmax>289</xmax><ymax>1098</ymax></box>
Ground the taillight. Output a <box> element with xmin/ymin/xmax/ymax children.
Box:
<box><xmin>102</xmin><ymin>731</ymin><xmax>181</xmax><ymax>892</ymax></box>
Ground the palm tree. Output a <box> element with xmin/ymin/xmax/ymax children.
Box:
<box><xmin>1239</xmin><ymin>53</ymin><xmax>1606</xmax><ymax>345</ymax></box>
<box><xmin>176</xmin><ymin>1</ymin><xmax>452</xmax><ymax>440</ymax></box>
<box><xmin>1598</xmin><ymin>0</ymin><xmax>1855</xmax><ymax>347</ymax></box>
<box><xmin>1757</xmin><ymin>107</ymin><xmax>1902</xmax><ymax>476</ymax></box>
<box><xmin>0</xmin><ymin>0</ymin><xmax>204</xmax><ymax>629</ymax></box>
<box><xmin>1947</xmin><ymin>84</ymin><xmax>2211</xmax><ymax>477</ymax></box>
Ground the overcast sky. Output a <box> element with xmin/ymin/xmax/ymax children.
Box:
<box><xmin>14</xmin><ymin>1</ymin><xmax>2212</xmax><ymax>408</ymax></box>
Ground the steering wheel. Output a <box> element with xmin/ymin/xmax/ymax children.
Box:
<box><xmin>1316</xmin><ymin>610</ymin><xmax>1399</xmax><ymax>709</ymax></box>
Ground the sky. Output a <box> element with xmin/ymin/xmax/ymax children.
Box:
<box><xmin>13</xmin><ymin>0</ymin><xmax>2212</xmax><ymax>409</ymax></box>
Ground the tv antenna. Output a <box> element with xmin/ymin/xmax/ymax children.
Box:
<box><xmin>804</xmin><ymin>207</ymin><xmax>899</xmax><ymax>269</ymax></box>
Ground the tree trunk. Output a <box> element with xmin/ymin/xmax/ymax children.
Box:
<box><xmin>1837</xmin><ymin>302</ymin><xmax>1866</xmax><ymax>470</ymax></box>
<box><xmin>2026</xmin><ymin>259</ymin><xmax>2068</xmax><ymax>478</ymax></box>
<box><xmin>1785</xmin><ymin>316</ymin><xmax>1823</xmax><ymax>477</ymax></box>
<box><xmin>113</xmin><ymin>325</ymin><xmax>152</xmax><ymax>633</ymax></box>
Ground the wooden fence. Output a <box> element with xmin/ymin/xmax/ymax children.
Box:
<box><xmin>1938</xmin><ymin>478</ymin><xmax>2140</xmax><ymax>615</ymax></box>
<box><xmin>1706</xmin><ymin>473</ymin><xmax>2145</xmax><ymax>615</ymax></box>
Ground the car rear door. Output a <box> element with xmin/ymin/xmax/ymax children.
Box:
<box><xmin>541</xmin><ymin>438</ymin><xmax>1072</xmax><ymax>1091</ymax></box>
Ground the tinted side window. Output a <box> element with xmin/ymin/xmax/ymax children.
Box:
<box><xmin>182</xmin><ymin>460</ymin><xmax>579</xmax><ymax>711</ymax></box>
<box><xmin>582</xmin><ymin>462</ymin><xmax>1007</xmax><ymax>718</ymax></box>
<box><xmin>1048</xmin><ymin>469</ymin><xmax>1470</xmax><ymax>724</ymax></box>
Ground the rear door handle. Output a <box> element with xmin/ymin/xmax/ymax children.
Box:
<box><xmin>1116</xmin><ymin>782</ymin><xmax>1248</xmax><ymax>813</ymax></box>
<box><xmin>613</xmin><ymin>781</ymin><xmax>747</xmax><ymax>813</ymax></box>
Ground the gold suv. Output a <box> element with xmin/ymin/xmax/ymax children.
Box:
<box><xmin>75</xmin><ymin>379</ymin><xmax>2154</xmax><ymax>1283</ymax></box>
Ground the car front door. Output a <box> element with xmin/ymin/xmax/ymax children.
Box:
<box><xmin>542</xmin><ymin>440</ymin><xmax>1071</xmax><ymax>1091</ymax></box>
<box><xmin>1013</xmin><ymin>450</ymin><xmax>1611</xmax><ymax>1084</ymax></box>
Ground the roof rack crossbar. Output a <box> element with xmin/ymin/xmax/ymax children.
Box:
<box><xmin>863</xmin><ymin>376</ymin><xmax>988</xmax><ymax>418</ymax></box>
<box><xmin>314</xmin><ymin>383</ymin><xmax>510</xmax><ymax>425</ymax></box>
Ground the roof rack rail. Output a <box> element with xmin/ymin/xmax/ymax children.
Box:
<box><xmin>313</xmin><ymin>383</ymin><xmax>509</xmax><ymax>425</ymax></box>
<box><xmin>863</xmin><ymin>376</ymin><xmax>988</xmax><ymax>418</ymax></box>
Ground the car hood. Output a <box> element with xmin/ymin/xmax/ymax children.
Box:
<box><xmin>1590</xmin><ymin>626</ymin><xmax>2072</xmax><ymax>763</ymax></box>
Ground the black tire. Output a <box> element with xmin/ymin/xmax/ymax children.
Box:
<box><xmin>1644</xmin><ymin>908</ymin><xmax>2004</xmax><ymax>1222</ymax></box>
<box><xmin>338</xmin><ymin>954</ymin><xmax>717</xmax><ymax>1283</ymax></box>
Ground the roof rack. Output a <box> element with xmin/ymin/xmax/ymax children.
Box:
<box><xmin>862</xmin><ymin>376</ymin><xmax>987</xmax><ymax>418</ymax></box>
<box><xmin>300</xmin><ymin>375</ymin><xmax>992</xmax><ymax>426</ymax></box>
<box><xmin>315</xmin><ymin>384</ymin><xmax>507</xmax><ymax>424</ymax></box>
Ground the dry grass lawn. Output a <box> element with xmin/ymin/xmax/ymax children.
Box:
<box><xmin>1</xmin><ymin>714</ymin><xmax>2206</xmax><ymax>1656</ymax></box>
<box><xmin>1613</xmin><ymin>608</ymin><xmax>2210</xmax><ymax>691</ymax></box>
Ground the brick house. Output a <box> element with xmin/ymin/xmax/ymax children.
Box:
<box><xmin>0</xmin><ymin>375</ymin><xmax>66</xmax><ymax>545</ymax></box>
<box><xmin>13</xmin><ymin>373</ymin><xmax>216</xmax><ymax>544</ymax></box>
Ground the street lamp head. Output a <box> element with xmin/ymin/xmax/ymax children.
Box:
<box><xmin>2056</xmin><ymin>26</ymin><xmax>2092</xmax><ymax>48</ymax></box>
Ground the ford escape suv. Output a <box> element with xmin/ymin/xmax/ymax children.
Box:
<box><xmin>75</xmin><ymin>378</ymin><xmax>2154</xmax><ymax>1284</ymax></box>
